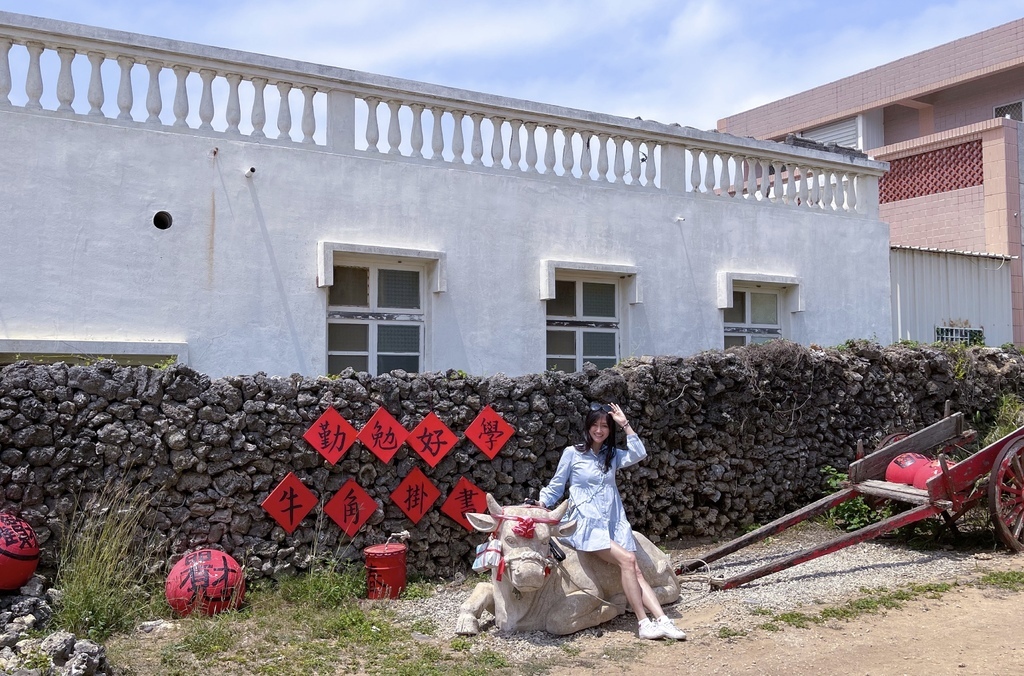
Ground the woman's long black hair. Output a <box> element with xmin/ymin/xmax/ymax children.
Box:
<box><xmin>576</xmin><ymin>408</ymin><xmax>617</xmax><ymax>473</ymax></box>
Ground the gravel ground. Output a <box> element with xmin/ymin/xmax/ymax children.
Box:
<box><xmin>390</xmin><ymin>522</ymin><xmax>994</xmax><ymax>667</ymax></box>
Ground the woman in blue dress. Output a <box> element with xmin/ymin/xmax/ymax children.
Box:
<box><xmin>538</xmin><ymin>402</ymin><xmax>686</xmax><ymax>640</ymax></box>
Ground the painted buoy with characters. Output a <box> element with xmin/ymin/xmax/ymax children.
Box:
<box><xmin>0</xmin><ymin>513</ymin><xmax>39</xmax><ymax>591</ymax></box>
<box><xmin>165</xmin><ymin>549</ymin><xmax>245</xmax><ymax>616</ymax></box>
<box><xmin>885</xmin><ymin>452</ymin><xmax>930</xmax><ymax>485</ymax></box>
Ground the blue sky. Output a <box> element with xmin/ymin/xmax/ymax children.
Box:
<box><xmin>3</xmin><ymin>0</ymin><xmax>1024</xmax><ymax>130</ymax></box>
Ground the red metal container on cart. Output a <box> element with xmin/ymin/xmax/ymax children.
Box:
<box><xmin>364</xmin><ymin>543</ymin><xmax>407</xmax><ymax>599</ymax></box>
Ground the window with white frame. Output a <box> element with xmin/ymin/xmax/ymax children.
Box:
<box><xmin>327</xmin><ymin>263</ymin><xmax>424</xmax><ymax>375</ymax></box>
<box><xmin>546</xmin><ymin>278</ymin><xmax>619</xmax><ymax>371</ymax></box>
<box><xmin>723</xmin><ymin>287</ymin><xmax>782</xmax><ymax>348</ymax></box>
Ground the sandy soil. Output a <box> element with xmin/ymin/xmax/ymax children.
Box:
<box><xmin>543</xmin><ymin>559</ymin><xmax>1024</xmax><ymax>676</ymax></box>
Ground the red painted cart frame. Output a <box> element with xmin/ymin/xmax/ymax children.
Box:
<box><xmin>679</xmin><ymin>408</ymin><xmax>1024</xmax><ymax>590</ymax></box>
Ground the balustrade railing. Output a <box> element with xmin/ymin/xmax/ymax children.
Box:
<box><xmin>0</xmin><ymin>11</ymin><xmax>885</xmax><ymax>214</ymax></box>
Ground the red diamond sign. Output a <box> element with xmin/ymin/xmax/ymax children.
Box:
<box><xmin>464</xmin><ymin>405</ymin><xmax>515</xmax><ymax>459</ymax></box>
<box><xmin>407</xmin><ymin>412</ymin><xmax>458</xmax><ymax>468</ymax></box>
<box><xmin>440</xmin><ymin>476</ymin><xmax>488</xmax><ymax>531</ymax></box>
<box><xmin>390</xmin><ymin>467</ymin><xmax>440</xmax><ymax>524</ymax></box>
<box><xmin>303</xmin><ymin>407</ymin><xmax>357</xmax><ymax>465</ymax></box>
<box><xmin>357</xmin><ymin>407</ymin><xmax>408</xmax><ymax>463</ymax></box>
<box><xmin>324</xmin><ymin>479</ymin><xmax>378</xmax><ymax>537</ymax></box>
<box><xmin>261</xmin><ymin>472</ymin><xmax>317</xmax><ymax>535</ymax></box>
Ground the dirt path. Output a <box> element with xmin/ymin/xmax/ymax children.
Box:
<box><xmin>543</xmin><ymin>582</ymin><xmax>1023</xmax><ymax>676</ymax></box>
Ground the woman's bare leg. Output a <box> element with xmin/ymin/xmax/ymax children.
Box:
<box><xmin>592</xmin><ymin>542</ymin><xmax>647</xmax><ymax>621</ymax></box>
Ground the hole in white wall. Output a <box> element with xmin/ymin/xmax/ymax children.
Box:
<box><xmin>153</xmin><ymin>211</ymin><xmax>173</xmax><ymax>230</ymax></box>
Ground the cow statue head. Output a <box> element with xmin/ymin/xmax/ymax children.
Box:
<box><xmin>466</xmin><ymin>493</ymin><xmax>576</xmax><ymax>592</ymax></box>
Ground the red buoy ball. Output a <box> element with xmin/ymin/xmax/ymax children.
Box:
<box><xmin>913</xmin><ymin>459</ymin><xmax>956</xmax><ymax>490</ymax></box>
<box><xmin>0</xmin><ymin>513</ymin><xmax>39</xmax><ymax>591</ymax></box>
<box><xmin>885</xmin><ymin>453</ymin><xmax>930</xmax><ymax>485</ymax></box>
<box><xmin>165</xmin><ymin>549</ymin><xmax>245</xmax><ymax>616</ymax></box>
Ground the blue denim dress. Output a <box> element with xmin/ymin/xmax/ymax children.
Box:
<box><xmin>538</xmin><ymin>434</ymin><xmax>647</xmax><ymax>552</ymax></box>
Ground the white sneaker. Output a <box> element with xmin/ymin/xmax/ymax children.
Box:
<box><xmin>656</xmin><ymin>616</ymin><xmax>687</xmax><ymax>640</ymax></box>
<box><xmin>638</xmin><ymin>618</ymin><xmax>665</xmax><ymax>640</ymax></box>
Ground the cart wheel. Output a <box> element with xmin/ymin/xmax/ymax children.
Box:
<box><xmin>876</xmin><ymin>432</ymin><xmax>908</xmax><ymax>450</ymax></box>
<box><xmin>988</xmin><ymin>438</ymin><xmax>1024</xmax><ymax>552</ymax></box>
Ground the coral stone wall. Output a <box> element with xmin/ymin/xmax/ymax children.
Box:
<box><xmin>1</xmin><ymin>341</ymin><xmax>1021</xmax><ymax>580</ymax></box>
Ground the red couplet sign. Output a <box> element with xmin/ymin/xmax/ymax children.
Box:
<box><xmin>464</xmin><ymin>405</ymin><xmax>515</xmax><ymax>459</ymax></box>
<box><xmin>407</xmin><ymin>412</ymin><xmax>458</xmax><ymax>468</ymax></box>
<box><xmin>303</xmin><ymin>407</ymin><xmax>357</xmax><ymax>465</ymax></box>
<box><xmin>391</xmin><ymin>467</ymin><xmax>440</xmax><ymax>524</ymax></box>
<box><xmin>357</xmin><ymin>407</ymin><xmax>409</xmax><ymax>463</ymax></box>
<box><xmin>440</xmin><ymin>476</ymin><xmax>487</xmax><ymax>531</ymax></box>
<box><xmin>324</xmin><ymin>479</ymin><xmax>378</xmax><ymax>537</ymax></box>
<box><xmin>261</xmin><ymin>472</ymin><xmax>317</xmax><ymax>535</ymax></box>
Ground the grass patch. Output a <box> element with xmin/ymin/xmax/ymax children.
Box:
<box><xmin>717</xmin><ymin>625</ymin><xmax>747</xmax><ymax>638</ymax></box>
<box><xmin>53</xmin><ymin>481</ymin><xmax>162</xmax><ymax>642</ymax></box>
<box><xmin>757</xmin><ymin>582</ymin><xmax>956</xmax><ymax>633</ymax></box>
<box><xmin>977</xmin><ymin>570</ymin><xmax>1024</xmax><ymax>590</ymax></box>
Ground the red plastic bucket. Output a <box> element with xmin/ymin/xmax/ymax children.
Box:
<box><xmin>885</xmin><ymin>452</ymin><xmax>929</xmax><ymax>485</ymax></box>
<box><xmin>364</xmin><ymin>543</ymin><xmax>407</xmax><ymax>599</ymax></box>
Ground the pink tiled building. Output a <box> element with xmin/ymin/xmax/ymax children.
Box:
<box><xmin>719</xmin><ymin>20</ymin><xmax>1024</xmax><ymax>345</ymax></box>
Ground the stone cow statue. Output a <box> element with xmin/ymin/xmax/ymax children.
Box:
<box><xmin>455</xmin><ymin>494</ymin><xmax>680</xmax><ymax>636</ymax></box>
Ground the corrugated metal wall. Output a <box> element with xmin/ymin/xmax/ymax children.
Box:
<box><xmin>801</xmin><ymin>116</ymin><xmax>859</xmax><ymax>149</ymax></box>
<box><xmin>890</xmin><ymin>248</ymin><xmax>1013</xmax><ymax>345</ymax></box>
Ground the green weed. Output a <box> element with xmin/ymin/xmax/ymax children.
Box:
<box><xmin>819</xmin><ymin>466</ymin><xmax>892</xmax><ymax>531</ymax></box>
<box><xmin>977</xmin><ymin>570</ymin><xmax>1024</xmax><ymax>590</ymax></box>
<box><xmin>53</xmin><ymin>481</ymin><xmax>161</xmax><ymax>642</ymax></box>
<box><xmin>717</xmin><ymin>625</ymin><xmax>747</xmax><ymax>638</ymax></box>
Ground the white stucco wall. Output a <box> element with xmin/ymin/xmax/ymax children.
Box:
<box><xmin>0</xmin><ymin>109</ymin><xmax>892</xmax><ymax>377</ymax></box>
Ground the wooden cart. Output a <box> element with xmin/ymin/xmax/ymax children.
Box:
<box><xmin>679</xmin><ymin>407</ymin><xmax>1024</xmax><ymax>589</ymax></box>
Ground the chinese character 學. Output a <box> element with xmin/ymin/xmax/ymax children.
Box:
<box><xmin>480</xmin><ymin>419</ymin><xmax>505</xmax><ymax>451</ymax></box>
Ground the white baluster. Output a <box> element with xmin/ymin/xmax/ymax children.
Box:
<box><xmin>847</xmin><ymin>173</ymin><xmax>858</xmax><ymax>212</ymax></box>
<box><xmin>56</xmin><ymin>47</ymin><xmax>75</xmax><ymax>113</ymax></box>
<box><xmin>734</xmin><ymin>155</ymin><xmax>747</xmax><ymax>198</ymax></box>
<box><xmin>745</xmin><ymin>157</ymin><xmax>758</xmax><ymax>199</ymax></box>
<box><xmin>543</xmin><ymin>125</ymin><xmax>557</xmax><ymax>174</ymax></box>
<box><xmin>597</xmin><ymin>134</ymin><xmax>610</xmax><ymax>181</ymax></box>
<box><xmin>172</xmin><ymin>65</ymin><xmax>189</xmax><ymax>127</ymax></box>
<box><xmin>580</xmin><ymin>132</ymin><xmax>593</xmax><ymax>179</ymax></box>
<box><xmin>645</xmin><ymin>142</ymin><xmax>657</xmax><ymax>187</ymax></box>
<box><xmin>301</xmin><ymin>86</ymin><xmax>316</xmax><ymax>144</ymax></box>
<box><xmin>508</xmin><ymin>119</ymin><xmax>522</xmax><ymax>170</ymax></box>
<box><xmin>525</xmin><ymin>122</ymin><xmax>539</xmax><ymax>172</ymax></box>
<box><xmin>771</xmin><ymin>162</ymin><xmax>784</xmax><ymax>204</ymax></box>
<box><xmin>360</xmin><ymin>96</ymin><xmax>376</xmax><ymax>150</ymax></box>
<box><xmin>251</xmin><ymin>77</ymin><xmax>267</xmax><ymax>139</ymax></box>
<box><xmin>430</xmin><ymin>106</ymin><xmax>444</xmax><ymax>160</ymax></box>
<box><xmin>25</xmin><ymin>42</ymin><xmax>43</xmax><ymax>111</ymax></box>
<box><xmin>197</xmin><ymin>69</ymin><xmax>215</xmax><ymax>130</ymax></box>
<box><xmin>809</xmin><ymin>169</ymin><xmax>820</xmax><ymax>208</ymax></box>
<box><xmin>562</xmin><ymin>128</ymin><xmax>575</xmax><ymax>177</ymax></box>
<box><xmin>688</xmin><ymin>148</ymin><xmax>702</xmax><ymax>192</ymax></box>
<box><xmin>451</xmin><ymin>111</ymin><xmax>466</xmax><ymax>164</ymax></box>
<box><xmin>386</xmin><ymin>100</ymin><xmax>402</xmax><ymax>154</ymax></box>
<box><xmin>759</xmin><ymin>159</ymin><xmax>771</xmax><ymax>200</ymax></box>
<box><xmin>490</xmin><ymin>116</ymin><xmax>504</xmax><ymax>168</ymax></box>
<box><xmin>629</xmin><ymin>140</ymin><xmax>641</xmax><ymax>185</ymax></box>
<box><xmin>719</xmin><ymin>154</ymin><xmax>732</xmax><ymax>197</ymax></box>
<box><xmin>704</xmin><ymin>151</ymin><xmax>716</xmax><ymax>194</ymax></box>
<box><xmin>0</xmin><ymin>39</ymin><xmax>11</xmax><ymax>107</ymax></box>
<box><xmin>822</xmin><ymin>169</ymin><xmax>834</xmax><ymax>210</ymax></box>
<box><xmin>410</xmin><ymin>104</ymin><xmax>424</xmax><ymax>158</ymax></box>
<box><xmin>467</xmin><ymin>113</ymin><xmax>482</xmax><ymax>165</ymax></box>
<box><xmin>796</xmin><ymin>167</ymin><xmax>809</xmax><ymax>207</ymax></box>
<box><xmin>116</xmin><ymin>56</ymin><xmax>133</xmax><ymax>120</ymax></box>
<box><xmin>86</xmin><ymin>52</ymin><xmax>104</xmax><ymax>116</ymax></box>
<box><xmin>278</xmin><ymin>82</ymin><xmax>294</xmax><ymax>141</ymax></box>
<box><xmin>612</xmin><ymin>137</ymin><xmax>625</xmax><ymax>183</ymax></box>
<box><xmin>225</xmin><ymin>74</ymin><xmax>241</xmax><ymax>135</ymax></box>
<box><xmin>145</xmin><ymin>61</ymin><xmax>163</xmax><ymax>125</ymax></box>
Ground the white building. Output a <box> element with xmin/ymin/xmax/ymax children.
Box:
<box><xmin>0</xmin><ymin>12</ymin><xmax>891</xmax><ymax>378</ymax></box>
